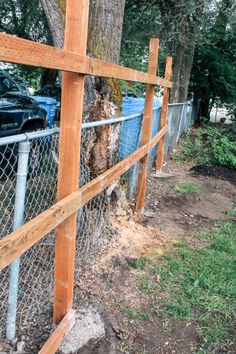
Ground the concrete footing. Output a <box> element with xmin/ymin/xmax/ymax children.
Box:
<box><xmin>59</xmin><ymin>307</ymin><xmax>105</xmax><ymax>354</ymax></box>
<box><xmin>151</xmin><ymin>170</ymin><xmax>176</xmax><ymax>179</ymax></box>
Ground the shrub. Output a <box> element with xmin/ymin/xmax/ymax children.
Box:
<box><xmin>173</xmin><ymin>126</ymin><xmax>236</xmax><ymax>169</ymax></box>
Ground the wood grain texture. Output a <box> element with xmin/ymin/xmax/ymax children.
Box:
<box><xmin>0</xmin><ymin>33</ymin><xmax>172</xmax><ymax>88</ymax></box>
<box><xmin>53</xmin><ymin>0</ymin><xmax>89</xmax><ymax>324</ymax></box>
<box><xmin>0</xmin><ymin>126</ymin><xmax>167</xmax><ymax>272</ymax></box>
<box><xmin>135</xmin><ymin>38</ymin><xmax>159</xmax><ymax>214</ymax></box>
<box><xmin>156</xmin><ymin>56</ymin><xmax>173</xmax><ymax>171</ymax></box>
<box><xmin>39</xmin><ymin>309</ymin><xmax>76</xmax><ymax>354</ymax></box>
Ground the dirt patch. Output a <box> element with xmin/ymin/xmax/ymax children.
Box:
<box><xmin>143</xmin><ymin>161</ymin><xmax>236</xmax><ymax>237</ymax></box>
<box><xmin>79</xmin><ymin>316</ymin><xmax>199</xmax><ymax>354</ymax></box>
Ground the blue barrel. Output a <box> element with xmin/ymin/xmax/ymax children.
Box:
<box><xmin>30</xmin><ymin>96</ymin><xmax>58</xmax><ymax>128</ymax></box>
<box><xmin>122</xmin><ymin>96</ymin><xmax>161</xmax><ymax>116</ymax></box>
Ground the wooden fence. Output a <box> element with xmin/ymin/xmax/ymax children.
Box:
<box><xmin>0</xmin><ymin>0</ymin><xmax>172</xmax><ymax>352</ymax></box>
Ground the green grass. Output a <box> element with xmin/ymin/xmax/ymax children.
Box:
<box><xmin>138</xmin><ymin>221</ymin><xmax>236</xmax><ymax>353</ymax></box>
<box><xmin>119</xmin><ymin>304</ymin><xmax>149</xmax><ymax>321</ymax></box>
<box><xmin>226</xmin><ymin>203</ymin><xmax>236</xmax><ymax>217</ymax></box>
<box><xmin>172</xmin><ymin>183</ymin><xmax>201</xmax><ymax>194</ymax></box>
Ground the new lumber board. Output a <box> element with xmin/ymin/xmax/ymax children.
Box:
<box><xmin>0</xmin><ymin>33</ymin><xmax>172</xmax><ymax>88</ymax></box>
<box><xmin>53</xmin><ymin>0</ymin><xmax>89</xmax><ymax>324</ymax></box>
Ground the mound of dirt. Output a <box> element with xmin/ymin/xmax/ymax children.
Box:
<box><xmin>190</xmin><ymin>164</ymin><xmax>236</xmax><ymax>186</ymax></box>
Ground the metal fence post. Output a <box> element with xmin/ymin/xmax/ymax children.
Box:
<box><xmin>176</xmin><ymin>103</ymin><xmax>185</xmax><ymax>145</ymax></box>
<box><xmin>135</xmin><ymin>38</ymin><xmax>159</xmax><ymax>215</ymax></box>
<box><xmin>156</xmin><ymin>56</ymin><xmax>173</xmax><ymax>172</ymax></box>
<box><xmin>6</xmin><ymin>140</ymin><xmax>30</xmax><ymax>340</ymax></box>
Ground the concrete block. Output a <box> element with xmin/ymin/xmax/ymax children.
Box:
<box><xmin>59</xmin><ymin>307</ymin><xmax>105</xmax><ymax>354</ymax></box>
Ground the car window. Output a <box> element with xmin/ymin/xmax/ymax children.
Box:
<box><xmin>13</xmin><ymin>76</ymin><xmax>28</xmax><ymax>92</ymax></box>
<box><xmin>0</xmin><ymin>76</ymin><xmax>18</xmax><ymax>94</ymax></box>
<box><xmin>38</xmin><ymin>86</ymin><xmax>50</xmax><ymax>96</ymax></box>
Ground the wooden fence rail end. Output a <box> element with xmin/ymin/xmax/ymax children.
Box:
<box><xmin>38</xmin><ymin>309</ymin><xmax>76</xmax><ymax>354</ymax></box>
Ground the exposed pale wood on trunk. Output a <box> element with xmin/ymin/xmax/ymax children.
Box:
<box><xmin>156</xmin><ymin>56</ymin><xmax>173</xmax><ymax>172</ymax></box>
<box><xmin>38</xmin><ymin>309</ymin><xmax>76</xmax><ymax>354</ymax></box>
<box><xmin>53</xmin><ymin>0</ymin><xmax>89</xmax><ymax>324</ymax></box>
<box><xmin>0</xmin><ymin>33</ymin><xmax>171</xmax><ymax>88</ymax></box>
<box><xmin>0</xmin><ymin>126</ymin><xmax>167</xmax><ymax>272</ymax></box>
<box><xmin>135</xmin><ymin>38</ymin><xmax>159</xmax><ymax>214</ymax></box>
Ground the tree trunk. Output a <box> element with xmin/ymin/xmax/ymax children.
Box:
<box><xmin>88</xmin><ymin>0</ymin><xmax>125</xmax><ymax>64</ymax></box>
<box><xmin>199</xmin><ymin>99</ymin><xmax>210</xmax><ymax>120</ymax></box>
<box><xmin>168</xmin><ymin>0</ymin><xmax>204</xmax><ymax>103</ymax></box>
<box><xmin>170</xmin><ymin>42</ymin><xmax>185</xmax><ymax>103</ymax></box>
<box><xmin>178</xmin><ymin>44</ymin><xmax>195</xmax><ymax>102</ymax></box>
<box><xmin>41</xmin><ymin>0</ymin><xmax>126</xmax><ymax>176</ymax></box>
<box><xmin>41</xmin><ymin>69</ymin><xmax>58</xmax><ymax>87</ymax></box>
<box><xmin>40</xmin><ymin>0</ymin><xmax>65</xmax><ymax>47</ymax></box>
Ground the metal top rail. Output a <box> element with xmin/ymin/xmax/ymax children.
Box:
<box><xmin>0</xmin><ymin>103</ymin><xmax>192</xmax><ymax>147</ymax></box>
<box><xmin>0</xmin><ymin>108</ymin><xmax>161</xmax><ymax>147</ymax></box>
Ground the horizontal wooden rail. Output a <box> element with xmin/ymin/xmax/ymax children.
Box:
<box><xmin>0</xmin><ymin>125</ymin><xmax>167</xmax><ymax>271</ymax></box>
<box><xmin>0</xmin><ymin>33</ymin><xmax>171</xmax><ymax>88</ymax></box>
<box><xmin>38</xmin><ymin>309</ymin><xmax>76</xmax><ymax>354</ymax></box>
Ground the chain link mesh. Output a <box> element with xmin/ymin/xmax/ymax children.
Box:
<box><xmin>0</xmin><ymin>102</ymin><xmax>195</xmax><ymax>348</ymax></box>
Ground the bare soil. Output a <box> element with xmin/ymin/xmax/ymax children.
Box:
<box><xmin>73</xmin><ymin>160</ymin><xmax>236</xmax><ymax>354</ymax></box>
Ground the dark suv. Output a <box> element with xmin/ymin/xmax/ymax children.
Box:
<box><xmin>0</xmin><ymin>75</ymin><xmax>49</xmax><ymax>173</ymax></box>
<box><xmin>0</xmin><ymin>93</ymin><xmax>47</xmax><ymax>138</ymax></box>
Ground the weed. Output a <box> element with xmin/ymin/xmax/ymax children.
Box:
<box><xmin>172</xmin><ymin>183</ymin><xmax>201</xmax><ymax>194</ymax></box>
<box><xmin>119</xmin><ymin>346</ymin><xmax>137</xmax><ymax>354</ymax></box>
<box><xmin>129</xmin><ymin>256</ymin><xmax>151</xmax><ymax>269</ymax></box>
<box><xmin>140</xmin><ymin>278</ymin><xmax>155</xmax><ymax>294</ymax></box>
<box><xmin>226</xmin><ymin>203</ymin><xmax>236</xmax><ymax>217</ymax></box>
<box><xmin>162</xmin><ymin>319</ymin><xmax>173</xmax><ymax>332</ymax></box>
<box><xmin>120</xmin><ymin>305</ymin><xmax>149</xmax><ymax>321</ymax></box>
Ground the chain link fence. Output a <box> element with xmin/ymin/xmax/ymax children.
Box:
<box><xmin>0</xmin><ymin>101</ymin><xmax>196</xmax><ymax>349</ymax></box>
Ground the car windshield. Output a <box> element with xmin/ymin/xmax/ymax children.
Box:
<box><xmin>13</xmin><ymin>76</ymin><xmax>29</xmax><ymax>92</ymax></box>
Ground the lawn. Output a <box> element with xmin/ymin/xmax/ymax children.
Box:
<box><xmin>129</xmin><ymin>221</ymin><xmax>236</xmax><ymax>353</ymax></box>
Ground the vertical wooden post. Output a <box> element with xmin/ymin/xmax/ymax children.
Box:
<box><xmin>156</xmin><ymin>56</ymin><xmax>173</xmax><ymax>172</ymax></box>
<box><xmin>135</xmin><ymin>38</ymin><xmax>159</xmax><ymax>215</ymax></box>
<box><xmin>53</xmin><ymin>0</ymin><xmax>89</xmax><ymax>324</ymax></box>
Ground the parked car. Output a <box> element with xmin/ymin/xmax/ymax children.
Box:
<box><xmin>0</xmin><ymin>72</ymin><xmax>59</xmax><ymax>126</ymax></box>
<box><xmin>0</xmin><ymin>93</ymin><xmax>48</xmax><ymax>138</ymax></box>
<box><xmin>0</xmin><ymin>72</ymin><xmax>29</xmax><ymax>96</ymax></box>
<box><xmin>0</xmin><ymin>93</ymin><xmax>49</xmax><ymax>174</ymax></box>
